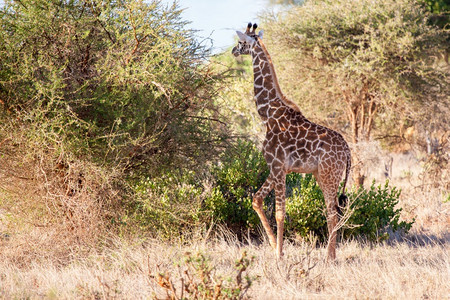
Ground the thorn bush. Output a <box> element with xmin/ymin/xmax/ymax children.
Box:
<box><xmin>151</xmin><ymin>251</ymin><xmax>256</xmax><ymax>300</ymax></box>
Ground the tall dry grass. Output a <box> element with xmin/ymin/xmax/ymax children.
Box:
<box><xmin>0</xmin><ymin>233</ymin><xmax>448</xmax><ymax>299</ymax></box>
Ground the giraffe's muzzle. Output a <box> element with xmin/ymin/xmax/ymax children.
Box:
<box><xmin>231</xmin><ymin>46</ymin><xmax>240</xmax><ymax>57</ymax></box>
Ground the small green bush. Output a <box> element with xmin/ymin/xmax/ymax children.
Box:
<box><xmin>345</xmin><ymin>181</ymin><xmax>414</xmax><ymax>241</ymax></box>
<box><xmin>205</xmin><ymin>140</ymin><xmax>269</xmax><ymax>232</ymax></box>
<box><xmin>286</xmin><ymin>176</ymin><xmax>414</xmax><ymax>242</ymax></box>
<box><xmin>285</xmin><ymin>174</ymin><xmax>327</xmax><ymax>239</ymax></box>
<box><xmin>127</xmin><ymin>140</ymin><xmax>267</xmax><ymax>239</ymax></box>
<box><xmin>130</xmin><ymin>171</ymin><xmax>206</xmax><ymax>240</ymax></box>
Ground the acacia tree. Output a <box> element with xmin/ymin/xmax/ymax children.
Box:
<box><xmin>0</xmin><ymin>0</ymin><xmax>228</xmax><ymax>176</ymax></box>
<box><xmin>263</xmin><ymin>0</ymin><xmax>449</xmax><ymax>185</ymax></box>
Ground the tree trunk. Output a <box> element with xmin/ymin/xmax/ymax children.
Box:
<box><xmin>343</xmin><ymin>80</ymin><xmax>377</xmax><ymax>187</ymax></box>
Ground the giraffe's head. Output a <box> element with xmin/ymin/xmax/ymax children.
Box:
<box><xmin>232</xmin><ymin>23</ymin><xmax>264</xmax><ymax>57</ymax></box>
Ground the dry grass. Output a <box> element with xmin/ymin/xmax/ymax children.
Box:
<box><xmin>0</xmin><ymin>234</ymin><xmax>448</xmax><ymax>299</ymax></box>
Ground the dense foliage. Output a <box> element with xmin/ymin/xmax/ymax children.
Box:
<box><xmin>421</xmin><ymin>0</ymin><xmax>450</xmax><ymax>14</ymax></box>
<box><xmin>286</xmin><ymin>176</ymin><xmax>413</xmax><ymax>242</ymax></box>
<box><xmin>206</xmin><ymin>140</ymin><xmax>269</xmax><ymax>231</ymax></box>
<box><xmin>0</xmin><ymin>0</ymin><xmax>228</xmax><ymax>175</ymax></box>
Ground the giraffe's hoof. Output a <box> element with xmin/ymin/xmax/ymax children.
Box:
<box><xmin>276</xmin><ymin>251</ymin><xmax>284</xmax><ymax>260</ymax></box>
<box><xmin>275</xmin><ymin>248</ymin><xmax>284</xmax><ymax>259</ymax></box>
<box><xmin>326</xmin><ymin>252</ymin><xmax>337</xmax><ymax>262</ymax></box>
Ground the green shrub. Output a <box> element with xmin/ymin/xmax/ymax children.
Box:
<box><xmin>205</xmin><ymin>140</ymin><xmax>269</xmax><ymax>231</ymax></box>
<box><xmin>0</xmin><ymin>0</ymin><xmax>232</xmax><ymax>244</ymax></box>
<box><xmin>285</xmin><ymin>174</ymin><xmax>327</xmax><ymax>239</ymax></box>
<box><xmin>0</xmin><ymin>0</ymin><xmax>228</xmax><ymax>176</ymax></box>
<box><xmin>126</xmin><ymin>140</ymin><xmax>267</xmax><ymax>239</ymax></box>
<box><xmin>129</xmin><ymin>171</ymin><xmax>206</xmax><ymax>240</ymax></box>
<box><xmin>286</xmin><ymin>177</ymin><xmax>414</xmax><ymax>242</ymax></box>
<box><xmin>126</xmin><ymin>139</ymin><xmax>413</xmax><ymax>242</ymax></box>
<box><xmin>345</xmin><ymin>181</ymin><xmax>414</xmax><ymax>241</ymax></box>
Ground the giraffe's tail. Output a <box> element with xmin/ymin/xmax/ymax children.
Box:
<box><xmin>337</xmin><ymin>154</ymin><xmax>351</xmax><ymax>216</ymax></box>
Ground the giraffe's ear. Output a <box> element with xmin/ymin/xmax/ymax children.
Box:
<box><xmin>236</xmin><ymin>31</ymin><xmax>246</xmax><ymax>41</ymax></box>
<box><xmin>236</xmin><ymin>31</ymin><xmax>254</xmax><ymax>43</ymax></box>
<box><xmin>258</xmin><ymin>30</ymin><xmax>264</xmax><ymax>39</ymax></box>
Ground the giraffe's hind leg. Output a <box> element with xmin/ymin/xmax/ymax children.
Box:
<box><xmin>325</xmin><ymin>191</ymin><xmax>339</xmax><ymax>261</ymax></box>
<box><xmin>314</xmin><ymin>171</ymin><xmax>340</xmax><ymax>260</ymax></box>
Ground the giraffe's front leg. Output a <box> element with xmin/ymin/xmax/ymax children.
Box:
<box><xmin>252</xmin><ymin>175</ymin><xmax>277</xmax><ymax>250</ymax></box>
<box><xmin>274</xmin><ymin>174</ymin><xmax>286</xmax><ymax>259</ymax></box>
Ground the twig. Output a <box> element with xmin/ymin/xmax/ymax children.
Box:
<box><xmin>0</xmin><ymin>138</ymin><xmax>11</xmax><ymax>149</ymax></box>
<box><xmin>124</xmin><ymin>5</ymin><xmax>148</xmax><ymax>65</ymax></box>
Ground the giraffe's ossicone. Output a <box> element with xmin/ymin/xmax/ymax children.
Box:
<box><xmin>232</xmin><ymin>23</ymin><xmax>351</xmax><ymax>260</ymax></box>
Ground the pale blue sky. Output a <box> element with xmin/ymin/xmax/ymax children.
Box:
<box><xmin>162</xmin><ymin>0</ymin><xmax>282</xmax><ymax>53</ymax></box>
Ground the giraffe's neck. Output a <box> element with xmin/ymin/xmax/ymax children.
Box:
<box><xmin>251</xmin><ymin>39</ymin><xmax>302</xmax><ymax>122</ymax></box>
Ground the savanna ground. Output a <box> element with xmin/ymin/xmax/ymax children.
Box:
<box><xmin>0</xmin><ymin>145</ymin><xmax>448</xmax><ymax>299</ymax></box>
<box><xmin>1</xmin><ymin>237</ymin><xmax>449</xmax><ymax>299</ymax></box>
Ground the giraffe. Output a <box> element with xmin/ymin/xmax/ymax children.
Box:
<box><xmin>232</xmin><ymin>23</ymin><xmax>351</xmax><ymax>260</ymax></box>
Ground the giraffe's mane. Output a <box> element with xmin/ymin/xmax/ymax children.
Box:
<box><xmin>256</xmin><ymin>37</ymin><xmax>302</xmax><ymax>113</ymax></box>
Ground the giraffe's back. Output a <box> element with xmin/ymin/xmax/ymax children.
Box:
<box><xmin>263</xmin><ymin>108</ymin><xmax>350</xmax><ymax>175</ymax></box>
